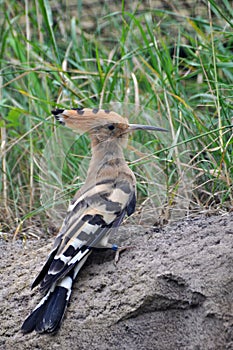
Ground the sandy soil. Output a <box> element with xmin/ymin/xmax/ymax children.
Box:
<box><xmin>0</xmin><ymin>213</ymin><xmax>233</xmax><ymax>350</ymax></box>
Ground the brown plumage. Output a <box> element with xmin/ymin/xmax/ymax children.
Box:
<box><xmin>21</xmin><ymin>108</ymin><xmax>167</xmax><ymax>334</ymax></box>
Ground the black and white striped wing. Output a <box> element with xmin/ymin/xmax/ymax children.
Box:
<box><xmin>32</xmin><ymin>180</ymin><xmax>136</xmax><ymax>294</ymax></box>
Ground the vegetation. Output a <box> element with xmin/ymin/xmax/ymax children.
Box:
<box><xmin>0</xmin><ymin>0</ymin><xmax>232</xmax><ymax>238</ymax></box>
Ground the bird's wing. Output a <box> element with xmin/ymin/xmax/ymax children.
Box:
<box><xmin>32</xmin><ymin>179</ymin><xmax>136</xmax><ymax>293</ymax></box>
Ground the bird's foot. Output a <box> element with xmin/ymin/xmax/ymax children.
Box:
<box><xmin>111</xmin><ymin>244</ymin><xmax>135</xmax><ymax>264</ymax></box>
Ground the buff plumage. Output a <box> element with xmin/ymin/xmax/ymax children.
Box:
<box><xmin>21</xmin><ymin>108</ymin><xmax>167</xmax><ymax>334</ymax></box>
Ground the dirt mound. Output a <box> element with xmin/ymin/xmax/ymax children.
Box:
<box><xmin>1</xmin><ymin>214</ymin><xmax>233</xmax><ymax>349</ymax></box>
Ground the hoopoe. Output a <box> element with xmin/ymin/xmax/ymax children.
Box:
<box><xmin>21</xmin><ymin>108</ymin><xmax>167</xmax><ymax>334</ymax></box>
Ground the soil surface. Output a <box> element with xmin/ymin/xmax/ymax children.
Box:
<box><xmin>1</xmin><ymin>213</ymin><xmax>233</xmax><ymax>350</ymax></box>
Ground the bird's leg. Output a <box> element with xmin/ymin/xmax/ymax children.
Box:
<box><xmin>111</xmin><ymin>244</ymin><xmax>135</xmax><ymax>264</ymax></box>
<box><xmin>93</xmin><ymin>242</ymin><xmax>134</xmax><ymax>264</ymax></box>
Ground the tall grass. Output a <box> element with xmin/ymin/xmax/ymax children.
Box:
<box><xmin>0</xmin><ymin>0</ymin><xmax>232</xmax><ymax>237</ymax></box>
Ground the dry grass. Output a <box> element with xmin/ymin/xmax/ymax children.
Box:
<box><xmin>0</xmin><ymin>0</ymin><xmax>232</xmax><ymax>238</ymax></box>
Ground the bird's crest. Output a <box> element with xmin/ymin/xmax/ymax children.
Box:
<box><xmin>52</xmin><ymin>108</ymin><xmax>129</xmax><ymax>134</ymax></box>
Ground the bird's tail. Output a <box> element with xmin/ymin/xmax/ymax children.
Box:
<box><xmin>22</xmin><ymin>249</ymin><xmax>91</xmax><ymax>334</ymax></box>
<box><xmin>21</xmin><ymin>274</ymin><xmax>73</xmax><ymax>334</ymax></box>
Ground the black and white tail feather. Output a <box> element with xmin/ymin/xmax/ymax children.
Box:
<box><xmin>21</xmin><ymin>256</ymin><xmax>90</xmax><ymax>333</ymax></box>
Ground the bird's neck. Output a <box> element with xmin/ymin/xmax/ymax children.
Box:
<box><xmin>90</xmin><ymin>139</ymin><xmax>125</xmax><ymax>168</ymax></box>
<box><xmin>85</xmin><ymin>139</ymin><xmax>126</xmax><ymax>184</ymax></box>
<box><xmin>91</xmin><ymin>139</ymin><xmax>124</xmax><ymax>158</ymax></box>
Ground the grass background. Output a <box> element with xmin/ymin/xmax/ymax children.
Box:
<box><xmin>0</xmin><ymin>0</ymin><xmax>233</xmax><ymax>238</ymax></box>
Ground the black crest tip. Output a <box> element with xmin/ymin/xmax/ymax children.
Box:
<box><xmin>51</xmin><ymin>109</ymin><xmax>65</xmax><ymax>116</ymax></box>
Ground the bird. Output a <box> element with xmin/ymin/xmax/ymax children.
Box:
<box><xmin>21</xmin><ymin>108</ymin><xmax>167</xmax><ymax>334</ymax></box>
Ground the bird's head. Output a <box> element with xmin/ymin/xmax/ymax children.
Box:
<box><xmin>52</xmin><ymin>108</ymin><xmax>167</xmax><ymax>147</ymax></box>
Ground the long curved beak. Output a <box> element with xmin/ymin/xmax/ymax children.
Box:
<box><xmin>128</xmin><ymin>124</ymin><xmax>168</xmax><ymax>132</ymax></box>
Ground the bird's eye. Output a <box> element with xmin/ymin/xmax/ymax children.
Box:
<box><xmin>108</xmin><ymin>124</ymin><xmax>115</xmax><ymax>131</ymax></box>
